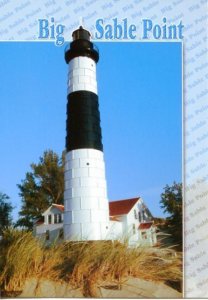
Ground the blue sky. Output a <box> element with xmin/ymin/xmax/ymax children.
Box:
<box><xmin>0</xmin><ymin>41</ymin><xmax>182</xmax><ymax>221</ymax></box>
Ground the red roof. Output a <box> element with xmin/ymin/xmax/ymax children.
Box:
<box><xmin>52</xmin><ymin>204</ymin><xmax>64</xmax><ymax>212</ymax></box>
<box><xmin>138</xmin><ymin>222</ymin><xmax>153</xmax><ymax>230</ymax></box>
<box><xmin>47</xmin><ymin>199</ymin><xmax>140</xmax><ymax>216</ymax></box>
<box><xmin>109</xmin><ymin>198</ymin><xmax>140</xmax><ymax>216</ymax></box>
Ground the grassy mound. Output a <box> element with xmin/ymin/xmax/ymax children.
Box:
<box><xmin>0</xmin><ymin>229</ymin><xmax>182</xmax><ymax>296</ymax></box>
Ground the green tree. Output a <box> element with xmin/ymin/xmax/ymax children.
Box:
<box><xmin>160</xmin><ymin>182</ymin><xmax>182</xmax><ymax>248</ymax></box>
<box><xmin>16</xmin><ymin>150</ymin><xmax>64</xmax><ymax>229</ymax></box>
<box><xmin>0</xmin><ymin>193</ymin><xmax>13</xmax><ymax>234</ymax></box>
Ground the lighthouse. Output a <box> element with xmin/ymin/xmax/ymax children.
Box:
<box><xmin>64</xmin><ymin>26</ymin><xmax>109</xmax><ymax>241</ymax></box>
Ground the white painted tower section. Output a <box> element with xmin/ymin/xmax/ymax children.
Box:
<box><xmin>67</xmin><ymin>57</ymin><xmax>97</xmax><ymax>94</ymax></box>
<box><xmin>64</xmin><ymin>55</ymin><xmax>110</xmax><ymax>241</ymax></box>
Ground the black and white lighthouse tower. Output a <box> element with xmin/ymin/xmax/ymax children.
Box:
<box><xmin>64</xmin><ymin>27</ymin><xmax>109</xmax><ymax>241</ymax></box>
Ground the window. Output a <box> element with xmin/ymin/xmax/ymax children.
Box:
<box><xmin>138</xmin><ymin>212</ymin><xmax>142</xmax><ymax>222</ymax></box>
<box><xmin>134</xmin><ymin>209</ymin><xmax>137</xmax><ymax>219</ymax></box>
<box><xmin>48</xmin><ymin>215</ymin><xmax>52</xmax><ymax>224</ymax></box>
<box><xmin>54</xmin><ymin>214</ymin><xmax>62</xmax><ymax>223</ymax></box>
<box><xmin>58</xmin><ymin>214</ymin><xmax>62</xmax><ymax>223</ymax></box>
<box><xmin>132</xmin><ymin>224</ymin><xmax>136</xmax><ymax>234</ymax></box>
<box><xmin>54</xmin><ymin>214</ymin><xmax>58</xmax><ymax>224</ymax></box>
<box><xmin>142</xmin><ymin>211</ymin><xmax>145</xmax><ymax>221</ymax></box>
<box><xmin>46</xmin><ymin>230</ymin><xmax>50</xmax><ymax>240</ymax></box>
<box><xmin>141</xmin><ymin>232</ymin><xmax>147</xmax><ymax>240</ymax></box>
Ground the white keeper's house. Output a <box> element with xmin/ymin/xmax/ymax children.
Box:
<box><xmin>33</xmin><ymin>197</ymin><xmax>157</xmax><ymax>247</ymax></box>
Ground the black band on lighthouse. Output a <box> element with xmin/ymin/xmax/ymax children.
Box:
<box><xmin>66</xmin><ymin>91</ymin><xmax>103</xmax><ymax>152</ymax></box>
<box><xmin>65</xmin><ymin>26</ymin><xmax>99</xmax><ymax>64</ymax></box>
<box><xmin>65</xmin><ymin>40</ymin><xmax>99</xmax><ymax>64</ymax></box>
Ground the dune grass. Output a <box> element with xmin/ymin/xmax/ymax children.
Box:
<box><xmin>0</xmin><ymin>228</ymin><xmax>182</xmax><ymax>296</ymax></box>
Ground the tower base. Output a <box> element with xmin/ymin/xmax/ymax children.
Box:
<box><xmin>64</xmin><ymin>149</ymin><xmax>109</xmax><ymax>241</ymax></box>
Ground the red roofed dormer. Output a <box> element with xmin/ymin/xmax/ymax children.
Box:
<box><xmin>109</xmin><ymin>198</ymin><xmax>140</xmax><ymax>216</ymax></box>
